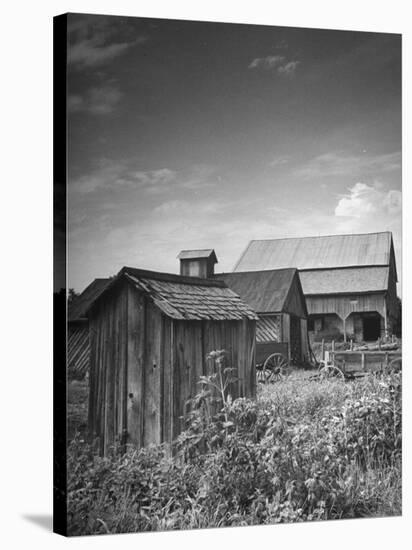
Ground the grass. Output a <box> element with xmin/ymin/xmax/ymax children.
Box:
<box><xmin>68</xmin><ymin>379</ymin><xmax>88</xmax><ymax>440</ymax></box>
<box><xmin>66</xmin><ymin>369</ymin><xmax>402</xmax><ymax>535</ymax></box>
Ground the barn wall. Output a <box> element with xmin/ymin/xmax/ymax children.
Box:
<box><xmin>386</xmin><ymin>262</ymin><xmax>399</xmax><ymax>333</ymax></box>
<box><xmin>306</xmin><ymin>293</ymin><xmax>386</xmax><ymax>320</ymax></box>
<box><xmin>68</xmin><ymin>322</ymin><xmax>90</xmax><ymax>379</ymax></box>
<box><xmin>256</xmin><ymin>314</ymin><xmax>282</xmax><ymax>343</ymax></box>
<box><xmin>300</xmin><ymin>319</ymin><xmax>309</xmax><ymax>360</ymax></box>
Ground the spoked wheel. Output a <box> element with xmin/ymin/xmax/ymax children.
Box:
<box><xmin>318</xmin><ymin>364</ymin><xmax>345</xmax><ymax>380</ymax></box>
<box><xmin>262</xmin><ymin>353</ymin><xmax>289</xmax><ymax>383</ymax></box>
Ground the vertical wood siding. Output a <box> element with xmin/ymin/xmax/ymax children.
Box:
<box><xmin>89</xmin><ymin>284</ymin><xmax>256</xmax><ymax>453</ymax></box>
<box><xmin>306</xmin><ymin>294</ymin><xmax>386</xmax><ymax>319</ymax></box>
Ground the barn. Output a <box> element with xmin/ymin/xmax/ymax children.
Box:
<box><xmin>86</xmin><ymin>265</ymin><xmax>257</xmax><ymax>454</ymax></box>
<box><xmin>234</xmin><ymin>231</ymin><xmax>399</xmax><ymax>342</ymax></box>
<box><xmin>68</xmin><ymin>278</ymin><xmax>111</xmax><ymax>379</ymax></box>
<box><xmin>216</xmin><ymin>269</ymin><xmax>309</xmax><ymax>365</ymax></box>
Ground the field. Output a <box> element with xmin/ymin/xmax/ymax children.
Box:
<box><xmin>67</xmin><ymin>369</ymin><xmax>402</xmax><ymax>536</ymax></box>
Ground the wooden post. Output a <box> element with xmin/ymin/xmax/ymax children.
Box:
<box><xmin>321</xmin><ymin>339</ymin><xmax>325</xmax><ymax>361</ymax></box>
<box><xmin>361</xmin><ymin>352</ymin><xmax>365</xmax><ymax>372</ymax></box>
<box><xmin>383</xmin><ymin>304</ymin><xmax>388</xmax><ymax>340</ymax></box>
<box><xmin>350</xmin><ymin>339</ymin><xmax>353</xmax><ymax>351</ymax></box>
<box><xmin>343</xmin><ymin>317</ymin><xmax>347</xmax><ymax>343</ymax></box>
<box><xmin>332</xmin><ymin>340</ymin><xmax>335</xmax><ymax>353</ymax></box>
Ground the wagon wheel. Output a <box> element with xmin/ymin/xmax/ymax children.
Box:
<box><xmin>263</xmin><ymin>353</ymin><xmax>289</xmax><ymax>382</ymax></box>
<box><xmin>318</xmin><ymin>364</ymin><xmax>345</xmax><ymax>380</ymax></box>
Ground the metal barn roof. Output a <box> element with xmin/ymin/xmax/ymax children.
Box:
<box><xmin>88</xmin><ymin>267</ymin><xmax>258</xmax><ymax>321</ymax></box>
<box><xmin>300</xmin><ymin>266</ymin><xmax>389</xmax><ymax>295</ymax></box>
<box><xmin>234</xmin><ymin>232</ymin><xmax>394</xmax><ymax>272</ymax></box>
<box><xmin>215</xmin><ymin>268</ymin><xmax>305</xmax><ymax>315</ymax></box>
<box><xmin>68</xmin><ymin>278</ymin><xmax>111</xmax><ymax>322</ymax></box>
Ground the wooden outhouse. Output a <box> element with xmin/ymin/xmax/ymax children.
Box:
<box><xmin>86</xmin><ymin>266</ymin><xmax>257</xmax><ymax>454</ymax></box>
<box><xmin>217</xmin><ymin>269</ymin><xmax>309</xmax><ymax>365</ymax></box>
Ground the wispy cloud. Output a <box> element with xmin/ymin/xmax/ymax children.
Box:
<box><xmin>69</xmin><ymin>40</ymin><xmax>132</xmax><ymax>68</ymax></box>
<box><xmin>277</xmin><ymin>61</ymin><xmax>300</xmax><ymax>76</ymax></box>
<box><xmin>68</xmin><ymin>15</ymin><xmax>146</xmax><ymax>69</ymax></box>
<box><xmin>269</xmin><ymin>155</ymin><xmax>290</xmax><ymax>167</ymax></box>
<box><xmin>68</xmin><ymin>85</ymin><xmax>123</xmax><ymax>115</ymax></box>
<box><xmin>133</xmin><ymin>169</ymin><xmax>177</xmax><ymax>191</ymax></box>
<box><xmin>295</xmin><ymin>151</ymin><xmax>401</xmax><ymax>179</ymax></box>
<box><xmin>70</xmin><ymin>162</ymin><xmax>218</xmax><ymax>196</ymax></box>
<box><xmin>248</xmin><ymin>55</ymin><xmax>300</xmax><ymax>76</ymax></box>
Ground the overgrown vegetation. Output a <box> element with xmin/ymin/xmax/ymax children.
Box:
<box><xmin>67</xmin><ymin>356</ymin><xmax>401</xmax><ymax>535</ymax></box>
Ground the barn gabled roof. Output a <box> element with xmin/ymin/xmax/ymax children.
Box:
<box><xmin>87</xmin><ymin>266</ymin><xmax>258</xmax><ymax>321</ymax></box>
<box><xmin>215</xmin><ymin>268</ymin><xmax>308</xmax><ymax>317</ymax></box>
<box><xmin>300</xmin><ymin>266</ymin><xmax>390</xmax><ymax>295</ymax></box>
<box><xmin>234</xmin><ymin>232</ymin><xmax>395</xmax><ymax>275</ymax></box>
<box><xmin>68</xmin><ymin>278</ymin><xmax>111</xmax><ymax>322</ymax></box>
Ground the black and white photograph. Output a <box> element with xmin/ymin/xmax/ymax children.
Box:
<box><xmin>53</xmin><ymin>11</ymin><xmax>404</xmax><ymax>537</ymax></box>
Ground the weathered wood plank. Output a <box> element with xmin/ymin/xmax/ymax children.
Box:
<box><xmin>143</xmin><ymin>300</ymin><xmax>162</xmax><ymax>446</ymax></box>
<box><xmin>126</xmin><ymin>285</ymin><xmax>144</xmax><ymax>447</ymax></box>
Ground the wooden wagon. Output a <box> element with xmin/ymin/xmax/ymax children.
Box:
<box><xmin>319</xmin><ymin>349</ymin><xmax>402</xmax><ymax>379</ymax></box>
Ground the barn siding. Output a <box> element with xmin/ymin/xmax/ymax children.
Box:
<box><xmin>300</xmin><ymin>319</ymin><xmax>308</xmax><ymax>360</ymax></box>
<box><xmin>306</xmin><ymin>293</ymin><xmax>386</xmax><ymax>320</ymax></box>
<box><xmin>68</xmin><ymin>323</ymin><xmax>90</xmax><ymax>379</ymax></box>
<box><xmin>386</xmin><ymin>262</ymin><xmax>398</xmax><ymax>330</ymax></box>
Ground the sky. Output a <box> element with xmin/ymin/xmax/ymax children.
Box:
<box><xmin>66</xmin><ymin>14</ymin><xmax>402</xmax><ymax>293</ymax></box>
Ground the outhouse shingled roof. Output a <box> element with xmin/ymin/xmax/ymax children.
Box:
<box><xmin>87</xmin><ymin>266</ymin><xmax>258</xmax><ymax>321</ymax></box>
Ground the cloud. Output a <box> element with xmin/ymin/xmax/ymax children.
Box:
<box><xmin>249</xmin><ymin>55</ymin><xmax>285</xmax><ymax>70</ymax></box>
<box><xmin>333</xmin><ymin>183</ymin><xmax>402</xmax><ymax>282</ymax></box>
<box><xmin>68</xmin><ymin>15</ymin><xmax>146</xmax><ymax>69</ymax></box>
<box><xmin>68</xmin><ymin>86</ymin><xmax>123</xmax><ymax>115</ymax></box>
<box><xmin>153</xmin><ymin>200</ymin><xmax>190</xmax><ymax>214</ymax></box>
<box><xmin>296</xmin><ymin>151</ymin><xmax>401</xmax><ymax>179</ymax></box>
<box><xmin>70</xmin><ymin>163</ymin><xmax>177</xmax><ymax>195</ymax></box>
<box><xmin>248</xmin><ymin>55</ymin><xmax>300</xmax><ymax>76</ymax></box>
<box><xmin>133</xmin><ymin>169</ymin><xmax>177</xmax><ymax>192</ymax></box>
<box><xmin>69</xmin><ymin>39</ymin><xmax>132</xmax><ymax>68</ymax></box>
<box><xmin>70</xmin><ymin>162</ymin><xmax>218</xmax><ymax>196</ymax></box>
<box><xmin>277</xmin><ymin>61</ymin><xmax>300</xmax><ymax>76</ymax></box>
<box><xmin>269</xmin><ymin>155</ymin><xmax>290</xmax><ymax>167</ymax></box>
<box><xmin>335</xmin><ymin>182</ymin><xmax>401</xmax><ymax>218</ymax></box>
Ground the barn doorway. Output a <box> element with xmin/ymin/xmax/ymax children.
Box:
<box><xmin>362</xmin><ymin>314</ymin><xmax>381</xmax><ymax>341</ymax></box>
<box><xmin>290</xmin><ymin>315</ymin><xmax>302</xmax><ymax>364</ymax></box>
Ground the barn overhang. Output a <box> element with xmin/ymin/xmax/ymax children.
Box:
<box><xmin>305</xmin><ymin>292</ymin><xmax>386</xmax><ymax>321</ymax></box>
